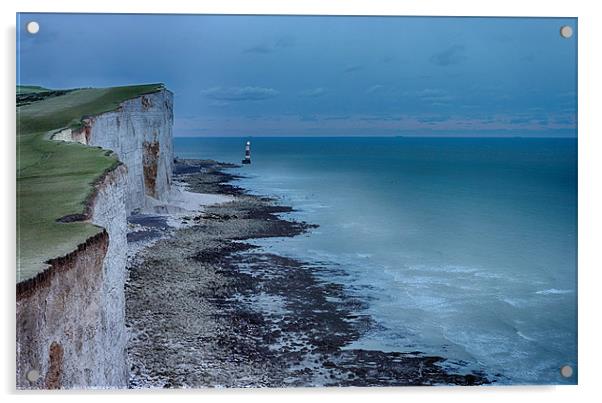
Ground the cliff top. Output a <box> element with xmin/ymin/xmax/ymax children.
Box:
<box><xmin>17</xmin><ymin>83</ymin><xmax>165</xmax><ymax>283</ymax></box>
<box><xmin>17</xmin><ymin>85</ymin><xmax>51</xmax><ymax>94</ymax></box>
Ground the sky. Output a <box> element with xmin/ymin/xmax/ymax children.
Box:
<box><xmin>17</xmin><ymin>14</ymin><xmax>577</xmax><ymax>137</ymax></box>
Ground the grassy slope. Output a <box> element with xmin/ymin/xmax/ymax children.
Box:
<box><xmin>16</xmin><ymin>85</ymin><xmax>51</xmax><ymax>94</ymax></box>
<box><xmin>17</xmin><ymin>83</ymin><xmax>163</xmax><ymax>283</ymax></box>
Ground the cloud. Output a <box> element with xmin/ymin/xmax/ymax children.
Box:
<box><xmin>552</xmin><ymin>114</ymin><xmax>576</xmax><ymax>125</ymax></box>
<box><xmin>415</xmin><ymin>88</ymin><xmax>446</xmax><ymax>97</ymax></box>
<box><xmin>417</xmin><ymin>115</ymin><xmax>451</xmax><ymax>123</ymax></box>
<box><xmin>430</xmin><ymin>45</ymin><xmax>466</xmax><ymax>66</ymax></box>
<box><xmin>299</xmin><ymin>114</ymin><xmax>319</xmax><ymax>122</ymax></box>
<box><xmin>299</xmin><ymin>87</ymin><xmax>327</xmax><ymax>97</ymax></box>
<box><xmin>509</xmin><ymin>117</ymin><xmax>533</xmax><ymax>124</ymax></box>
<box><xmin>405</xmin><ymin>88</ymin><xmax>455</xmax><ymax>105</ymax></box>
<box><xmin>343</xmin><ymin>64</ymin><xmax>363</xmax><ymax>73</ymax></box>
<box><xmin>557</xmin><ymin>91</ymin><xmax>576</xmax><ymax>99</ymax></box>
<box><xmin>201</xmin><ymin>86</ymin><xmax>279</xmax><ymax>101</ymax></box>
<box><xmin>244</xmin><ymin>35</ymin><xmax>296</xmax><ymax>54</ymax></box>
<box><xmin>366</xmin><ymin>84</ymin><xmax>385</xmax><ymax>94</ymax></box>
<box><xmin>410</xmin><ymin>88</ymin><xmax>456</xmax><ymax>105</ymax></box>
<box><xmin>323</xmin><ymin>115</ymin><xmax>350</xmax><ymax>120</ymax></box>
<box><xmin>244</xmin><ymin>44</ymin><xmax>272</xmax><ymax>54</ymax></box>
<box><xmin>174</xmin><ymin>111</ymin><xmax>576</xmax><ymax>137</ymax></box>
<box><xmin>275</xmin><ymin>35</ymin><xmax>296</xmax><ymax>48</ymax></box>
<box><xmin>208</xmin><ymin>101</ymin><xmax>230</xmax><ymax>108</ymax></box>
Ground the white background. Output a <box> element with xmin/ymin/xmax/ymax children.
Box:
<box><xmin>1</xmin><ymin>1</ymin><xmax>600</xmax><ymax>402</ymax></box>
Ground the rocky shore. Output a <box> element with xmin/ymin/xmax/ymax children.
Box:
<box><xmin>124</xmin><ymin>159</ymin><xmax>489</xmax><ymax>388</ymax></box>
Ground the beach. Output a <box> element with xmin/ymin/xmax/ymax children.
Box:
<box><xmin>124</xmin><ymin>159</ymin><xmax>488</xmax><ymax>388</ymax></box>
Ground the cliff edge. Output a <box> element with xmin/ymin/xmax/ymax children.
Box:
<box><xmin>16</xmin><ymin>84</ymin><xmax>174</xmax><ymax>389</ymax></box>
<box><xmin>51</xmin><ymin>89</ymin><xmax>174</xmax><ymax>212</ymax></box>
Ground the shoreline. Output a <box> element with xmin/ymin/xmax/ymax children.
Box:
<box><xmin>124</xmin><ymin>159</ymin><xmax>489</xmax><ymax>387</ymax></box>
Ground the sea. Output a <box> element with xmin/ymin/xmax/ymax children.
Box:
<box><xmin>174</xmin><ymin>136</ymin><xmax>577</xmax><ymax>384</ymax></box>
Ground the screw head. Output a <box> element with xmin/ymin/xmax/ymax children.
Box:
<box><xmin>560</xmin><ymin>365</ymin><xmax>574</xmax><ymax>378</ymax></box>
<box><xmin>26</xmin><ymin>369</ymin><xmax>40</xmax><ymax>382</ymax></box>
<box><xmin>26</xmin><ymin>21</ymin><xmax>40</xmax><ymax>34</ymax></box>
<box><xmin>560</xmin><ymin>25</ymin><xmax>573</xmax><ymax>39</ymax></box>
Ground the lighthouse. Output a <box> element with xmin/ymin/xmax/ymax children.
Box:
<box><xmin>242</xmin><ymin>141</ymin><xmax>251</xmax><ymax>164</ymax></box>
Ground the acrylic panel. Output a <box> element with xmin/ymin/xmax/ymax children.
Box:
<box><xmin>16</xmin><ymin>13</ymin><xmax>577</xmax><ymax>389</ymax></box>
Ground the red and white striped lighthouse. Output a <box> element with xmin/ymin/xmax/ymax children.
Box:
<box><xmin>242</xmin><ymin>141</ymin><xmax>251</xmax><ymax>164</ymax></box>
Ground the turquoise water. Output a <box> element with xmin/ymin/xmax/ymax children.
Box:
<box><xmin>175</xmin><ymin>137</ymin><xmax>577</xmax><ymax>384</ymax></box>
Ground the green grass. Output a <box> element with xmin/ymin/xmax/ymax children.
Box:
<box><xmin>16</xmin><ymin>85</ymin><xmax>52</xmax><ymax>94</ymax></box>
<box><xmin>17</xmin><ymin>83</ymin><xmax>164</xmax><ymax>282</ymax></box>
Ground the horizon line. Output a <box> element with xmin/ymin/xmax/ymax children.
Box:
<box><xmin>173</xmin><ymin>135</ymin><xmax>578</xmax><ymax>139</ymax></box>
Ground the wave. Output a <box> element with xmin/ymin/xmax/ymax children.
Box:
<box><xmin>516</xmin><ymin>330</ymin><xmax>537</xmax><ymax>342</ymax></box>
<box><xmin>535</xmin><ymin>289</ymin><xmax>573</xmax><ymax>295</ymax></box>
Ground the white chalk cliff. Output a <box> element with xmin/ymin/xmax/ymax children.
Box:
<box><xmin>16</xmin><ymin>88</ymin><xmax>174</xmax><ymax>389</ymax></box>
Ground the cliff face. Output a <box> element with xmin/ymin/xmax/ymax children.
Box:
<box><xmin>52</xmin><ymin>89</ymin><xmax>174</xmax><ymax>212</ymax></box>
<box><xmin>87</xmin><ymin>89</ymin><xmax>174</xmax><ymax>212</ymax></box>
<box><xmin>17</xmin><ymin>88</ymin><xmax>173</xmax><ymax>389</ymax></box>
<box><xmin>16</xmin><ymin>165</ymin><xmax>129</xmax><ymax>389</ymax></box>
